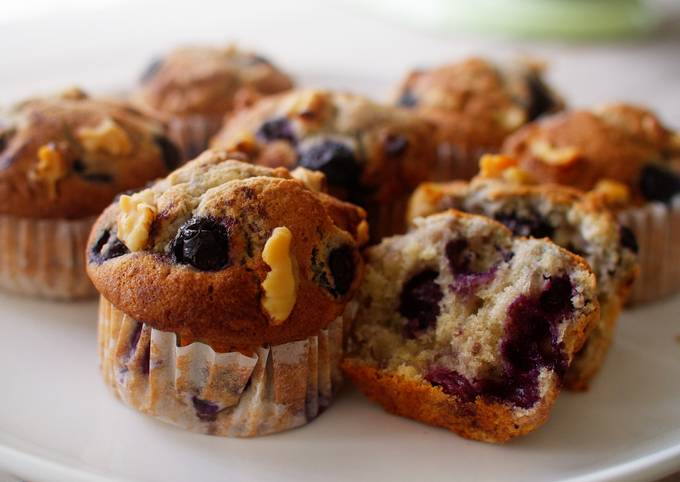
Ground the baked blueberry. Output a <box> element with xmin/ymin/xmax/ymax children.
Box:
<box><xmin>398</xmin><ymin>90</ymin><xmax>418</xmax><ymax>108</ymax></box>
<box><xmin>328</xmin><ymin>245</ymin><xmax>355</xmax><ymax>296</ymax></box>
<box><xmin>90</xmin><ymin>228</ymin><xmax>129</xmax><ymax>263</ymax></box>
<box><xmin>256</xmin><ymin>117</ymin><xmax>296</xmax><ymax>144</ymax></box>
<box><xmin>140</xmin><ymin>57</ymin><xmax>164</xmax><ymax>84</ymax></box>
<box><xmin>399</xmin><ymin>270</ymin><xmax>443</xmax><ymax>337</ymax></box>
<box><xmin>639</xmin><ymin>164</ymin><xmax>680</xmax><ymax>203</ymax></box>
<box><xmin>383</xmin><ymin>134</ymin><xmax>409</xmax><ymax>158</ymax></box>
<box><xmin>494</xmin><ymin>212</ymin><xmax>554</xmax><ymax>239</ymax></box>
<box><xmin>171</xmin><ymin>217</ymin><xmax>230</xmax><ymax>271</ymax></box>
<box><xmin>154</xmin><ymin>135</ymin><xmax>182</xmax><ymax>171</ymax></box>
<box><xmin>619</xmin><ymin>225</ymin><xmax>639</xmax><ymax>254</ymax></box>
<box><xmin>425</xmin><ymin>366</ymin><xmax>478</xmax><ymax>402</ymax></box>
<box><xmin>299</xmin><ymin>140</ymin><xmax>360</xmax><ymax>188</ymax></box>
<box><xmin>73</xmin><ymin>159</ymin><xmax>113</xmax><ymax>183</ymax></box>
<box><xmin>526</xmin><ymin>73</ymin><xmax>558</xmax><ymax>121</ymax></box>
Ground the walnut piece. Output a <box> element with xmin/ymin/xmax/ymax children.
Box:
<box><xmin>77</xmin><ymin>118</ymin><xmax>133</xmax><ymax>156</ymax></box>
<box><xmin>117</xmin><ymin>189</ymin><xmax>157</xmax><ymax>251</ymax></box>
<box><xmin>291</xmin><ymin>167</ymin><xmax>326</xmax><ymax>192</ymax></box>
<box><xmin>33</xmin><ymin>143</ymin><xmax>69</xmax><ymax>199</ymax></box>
<box><xmin>529</xmin><ymin>140</ymin><xmax>580</xmax><ymax>166</ymax></box>
<box><xmin>261</xmin><ymin>226</ymin><xmax>298</xmax><ymax>325</ymax></box>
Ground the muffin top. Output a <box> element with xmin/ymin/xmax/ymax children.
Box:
<box><xmin>210</xmin><ymin>89</ymin><xmax>438</xmax><ymax>205</ymax></box>
<box><xmin>87</xmin><ymin>151</ymin><xmax>367</xmax><ymax>347</ymax></box>
<box><xmin>392</xmin><ymin>57</ymin><xmax>564</xmax><ymax>155</ymax></box>
<box><xmin>502</xmin><ymin>103</ymin><xmax>680</xmax><ymax>204</ymax></box>
<box><xmin>0</xmin><ymin>88</ymin><xmax>180</xmax><ymax>219</ymax></box>
<box><xmin>133</xmin><ymin>45</ymin><xmax>293</xmax><ymax>120</ymax></box>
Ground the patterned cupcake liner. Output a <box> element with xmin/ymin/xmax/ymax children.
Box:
<box><xmin>617</xmin><ymin>196</ymin><xmax>680</xmax><ymax>304</ymax></box>
<box><xmin>0</xmin><ymin>214</ymin><xmax>96</xmax><ymax>300</ymax></box>
<box><xmin>166</xmin><ymin>115</ymin><xmax>224</xmax><ymax>162</ymax></box>
<box><xmin>98</xmin><ymin>296</ymin><xmax>354</xmax><ymax>437</ymax></box>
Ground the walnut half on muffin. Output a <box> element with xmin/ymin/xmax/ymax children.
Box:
<box><xmin>87</xmin><ymin>151</ymin><xmax>367</xmax><ymax>436</ymax></box>
<box><xmin>0</xmin><ymin>88</ymin><xmax>180</xmax><ymax>299</ymax></box>
<box><xmin>343</xmin><ymin>210</ymin><xmax>599</xmax><ymax>443</ymax></box>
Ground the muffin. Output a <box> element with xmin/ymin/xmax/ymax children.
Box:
<box><xmin>211</xmin><ymin>89</ymin><xmax>437</xmax><ymax>240</ymax></box>
<box><xmin>87</xmin><ymin>151</ymin><xmax>366</xmax><ymax>436</ymax></box>
<box><xmin>502</xmin><ymin>103</ymin><xmax>680</xmax><ymax>303</ymax></box>
<box><xmin>0</xmin><ymin>88</ymin><xmax>179</xmax><ymax>299</ymax></box>
<box><xmin>343</xmin><ymin>210</ymin><xmax>599</xmax><ymax>443</ymax></box>
<box><xmin>392</xmin><ymin>57</ymin><xmax>563</xmax><ymax>180</ymax></box>
<box><xmin>407</xmin><ymin>164</ymin><xmax>639</xmax><ymax>390</ymax></box>
<box><xmin>133</xmin><ymin>45</ymin><xmax>293</xmax><ymax>160</ymax></box>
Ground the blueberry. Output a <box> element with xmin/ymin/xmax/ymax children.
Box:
<box><xmin>639</xmin><ymin>164</ymin><xmax>680</xmax><ymax>203</ymax></box>
<box><xmin>526</xmin><ymin>73</ymin><xmax>558</xmax><ymax>121</ymax></box>
<box><xmin>383</xmin><ymin>134</ymin><xmax>409</xmax><ymax>158</ymax></box>
<box><xmin>328</xmin><ymin>245</ymin><xmax>355</xmax><ymax>296</ymax></box>
<box><xmin>90</xmin><ymin>228</ymin><xmax>129</xmax><ymax>264</ymax></box>
<box><xmin>256</xmin><ymin>117</ymin><xmax>296</xmax><ymax>143</ymax></box>
<box><xmin>445</xmin><ymin>239</ymin><xmax>472</xmax><ymax>273</ymax></box>
<box><xmin>192</xmin><ymin>396</ymin><xmax>220</xmax><ymax>422</ymax></box>
<box><xmin>398</xmin><ymin>90</ymin><xmax>418</xmax><ymax>108</ymax></box>
<box><xmin>248</xmin><ymin>54</ymin><xmax>271</xmax><ymax>66</ymax></box>
<box><xmin>140</xmin><ymin>57</ymin><xmax>163</xmax><ymax>83</ymax></box>
<box><xmin>73</xmin><ymin>159</ymin><xmax>113</xmax><ymax>183</ymax></box>
<box><xmin>153</xmin><ymin>134</ymin><xmax>182</xmax><ymax>170</ymax></box>
<box><xmin>299</xmin><ymin>140</ymin><xmax>360</xmax><ymax>188</ymax></box>
<box><xmin>619</xmin><ymin>225</ymin><xmax>639</xmax><ymax>254</ymax></box>
<box><xmin>425</xmin><ymin>366</ymin><xmax>478</xmax><ymax>402</ymax></box>
<box><xmin>494</xmin><ymin>212</ymin><xmax>554</xmax><ymax>239</ymax></box>
<box><xmin>399</xmin><ymin>270</ymin><xmax>443</xmax><ymax>338</ymax></box>
<box><xmin>171</xmin><ymin>217</ymin><xmax>230</xmax><ymax>271</ymax></box>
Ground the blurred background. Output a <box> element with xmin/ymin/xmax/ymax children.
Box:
<box><xmin>1</xmin><ymin>0</ymin><xmax>679</xmax><ymax>116</ymax></box>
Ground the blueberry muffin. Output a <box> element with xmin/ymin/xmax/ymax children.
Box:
<box><xmin>0</xmin><ymin>87</ymin><xmax>179</xmax><ymax>299</ymax></box>
<box><xmin>393</xmin><ymin>57</ymin><xmax>563</xmax><ymax>180</ymax></box>
<box><xmin>87</xmin><ymin>151</ymin><xmax>366</xmax><ymax>436</ymax></box>
<box><xmin>210</xmin><ymin>89</ymin><xmax>438</xmax><ymax>240</ymax></box>
<box><xmin>502</xmin><ymin>103</ymin><xmax>680</xmax><ymax>303</ymax></box>
<box><xmin>133</xmin><ymin>45</ymin><xmax>293</xmax><ymax>161</ymax></box>
<box><xmin>407</xmin><ymin>166</ymin><xmax>639</xmax><ymax>390</ymax></box>
<box><xmin>343</xmin><ymin>210</ymin><xmax>598</xmax><ymax>442</ymax></box>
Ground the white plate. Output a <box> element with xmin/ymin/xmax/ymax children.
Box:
<box><xmin>1</xmin><ymin>290</ymin><xmax>680</xmax><ymax>482</ymax></box>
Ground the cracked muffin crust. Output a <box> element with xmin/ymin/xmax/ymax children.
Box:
<box><xmin>392</xmin><ymin>57</ymin><xmax>563</xmax><ymax>180</ymax></box>
<box><xmin>87</xmin><ymin>151</ymin><xmax>366</xmax><ymax>347</ymax></box>
<box><xmin>133</xmin><ymin>45</ymin><xmax>293</xmax><ymax>160</ymax></box>
<box><xmin>211</xmin><ymin>88</ymin><xmax>437</xmax><ymax>240</ymax></box>
<box><xmin>407</xmin><ymin>173</ymin><xmax>639</xmax><ymax>390</ymax></box>
<box><xmin>89</xmin><ymin>152</ymin><xmax>367</xmax><ymax>436</ymax></box>
<box><xmin>343</xmin><ymin>210</ymin><xmax>599</xmax><ymax>443</ymax></box>
<box><xmin>502</xmin><ymin>105</ymin><xmax>680</xmax><ymax>303</ymax></box>
<box><xmin>0</xmin><ymin>88</ymin><xmax>179</xmax><ymax>299</ymax></box>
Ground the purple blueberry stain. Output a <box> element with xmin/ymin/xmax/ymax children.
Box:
<box><xmin>445</xmin><ymin>239</ymin><xmax>498</xmax><ymax>295</ymax></box>
<box><xmin>399</xmin><ymin>270</ymin><xmax>443</xmax><ymax>338</ymax></box>
<box><xmin>192</xmin><ymin>396</ymin><xmax>220</xmax><ymax>422</ymax></box>
<box><xmin>256</xmin><ymin>117</ymin><xmax>296</xmax><ymax>144</ymax></box>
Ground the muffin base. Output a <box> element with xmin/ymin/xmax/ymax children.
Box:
<box><xmin>0</xmin><ymin>214</ymin><xmax>96</xmax><ymax>300</ymax></box>
<box><xmin>98</xmin><ymin>297</ymin><xmax>349</xmax><ymax>437</ymax></box>
<box><xmin>618</xmin><ymin>197</ymin><xmax>680</xmax><ymax>304</ymax></box>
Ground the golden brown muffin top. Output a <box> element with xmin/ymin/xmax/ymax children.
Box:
<box><xmin>87</xmin><ymin>151</ymin><xmax>367</xmax><ymax>347</ymax></box>
<box><xmin>211</xmin><ymin>88</ymin><xmax>438</xmax><ymax>205</ymax></box>
<box><xmin>502</xmin><ymin>103</ymin><xmax>680</xmax><ymax>204</ymax></box>
<box><xmin>0</xmin><ymin>88</ymin><xmax>180</xmax><ymax>219</ymax></box>
<box><xmin>132</xmin><ymin>45</ymin><xmax>293</xmax><ymax>120</ymax></box>
<box><xmin>392</xmin><ymin>57</ymin><xmax>564</xmax><ymax>154</ymax></box>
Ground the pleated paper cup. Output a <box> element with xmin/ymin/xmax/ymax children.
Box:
<box><xmin>617</xmin><ymin>196</ymin><xmax>680</xmax><ymax>304</ymax></box>
<box><xmin>367</xmin><ymin>194</ymin><xmax>411</xmax><ymax>241</ymax></box>
<box><xmin>435</xmin><ymin>143</ymin><xmax>486</xmax><ymax>181</ymax></box>
<box><xmin>0</xmin><ymin>214</ymin><xmax>96</xmax><ymax>300</ymax></box>
<box><xmin>98</xmin><ymin>296</ymin><xmax>354</xmax><ymax>437</ymax></box>
<box><xmin>166</xmin><ymin>115</ymin><xmax>224</xmax><ymax>162</ymax></box>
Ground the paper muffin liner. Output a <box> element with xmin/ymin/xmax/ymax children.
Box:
<box><xmin>98</xmin><ymin>296</ymin><xmax>356</xmax><ymax>437</ymax></box>
<box><xmin>0</xmin><ymin>214</ymin><xmax>96</xmax><ymax>300</ymax></box>
<box><xmin>434</xmin><ymin>143</ymin><xmax>486</xmax><ymax>181</ymax></box>
<box><xmin>166</xmin><ymin>115</ymin><xmax>224</xmax><ymax>162</ymax></box>
<box><xmin>617</xmin><ymin>196</ymin><xmax>680</xmax><ymax>304</ymax></box>
<box><xmin>367</xmin><ymin>194</ymin><xmax>411</xmax><ymax>241</ymax></box>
